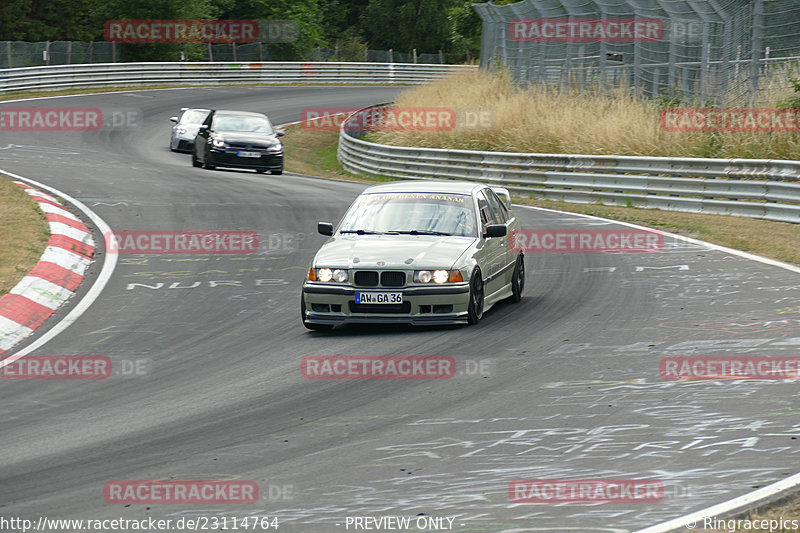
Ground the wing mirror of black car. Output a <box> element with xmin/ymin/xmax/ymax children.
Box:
<box><xmin>483</xmin><ymin>224</ymin><xmax>507</xmax><ymax>238</ymax></box>
<box><xmin>169</xmin><ymin>116</ymin><xmax>178</xmax><ymax>123</ymax></box>
<box><xmin>198</xmin><ymin>125</ymin><xmax>209</xmax><ymax>132</ymax></box>
<box><xmin>318</xmin><ymin>222</ymin><xmax>334</xmax><ymax>236</ymax></box>
<box><xmin>275</xmin><ymin>130</ymin><xmax>286</xmax><ymax>137</ymax></box>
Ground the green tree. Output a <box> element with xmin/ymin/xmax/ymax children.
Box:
<box><xmin>361</xmin><ymin>0</ymin><xmax>459</xmax><ymax>53</ymax></box>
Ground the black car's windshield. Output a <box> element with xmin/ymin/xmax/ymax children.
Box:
<box><xmin>213</xmin><ymin>115</ymin><xmax>274</xmax><ymax>134</ymax></box>
<box><xmin>338</xmin><ymin>192</ymin><xmax>477</xmax><ymax>237</ymax></box>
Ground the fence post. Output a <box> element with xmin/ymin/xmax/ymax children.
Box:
<box><xmin>88</xmin><ymin>41</ymin><xmax>93</xmax><ymax>63</ymax></box>
<box><xmin>45</xmin><ymin>41</ymin><xmax>50</xmax><ymax>65</ymax></box>
<box><xmin>208</xmin><ymin>43</ymin><xmax>213</xmax><ymax>62</ymax></box>
<box><xmin>232</xmin><ymin>42</ymin><xmax>236</xmax><ymax>62</ymax></box>
<box><xmin>388</xmin><ymin>48</ymin><xmax>393</xmax><ymax>63</ymax></box>
<box><xmin>66</xmin><ymin>41</ymin><xmax>72</xmax><ymax>64</ymax></box>
<box><xmin>112</xmin><ymin>41</ymin><xmax>116</xmax><ymax>63</ymax></box>
<box><xmin>439</xmin><ymin>49</ymin><xmax>444</xmax><ymax>64</ymax></box>
<box><xmin>412</xmin><ymin>48</ymin><xmax>417</xmax><ymax>63</ymax></box>
<box><xmin>6</xmin><ymin>41</ymin><xmax>11</xmax><ymax>68</ymax></box>
<box><xmin>751</xmin><ymin>0</ymin><xmax>764</xmax><ymax>102</ymax></box>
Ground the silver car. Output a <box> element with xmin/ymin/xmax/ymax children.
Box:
<box><xmin>301</xmin><ymin>181</ymin><xmax>524</xmax><ymax>330</ymax></box>
<box><xmin>169</xmin><ymin>108</ymin><xmax>211</xmax><ymax>152</ymax></box>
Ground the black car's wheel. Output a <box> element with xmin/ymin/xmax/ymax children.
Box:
<box><xmin>191</xmin><ymin>149</ymin><xmax>201</xmax><ymax>167</ymax></box>
<box><xmin>467</xmin><ymin>269</ymin><xmax>484</xmax><ymax>325</ymax></box>
<box><xmin>270</xmin><ymin>169</ymin><xmax>283</xmax><ymax>175</ymax></box>
<box><xmin>301</xmin><ymin>294</ymin><xmax>334</xmax><ymax>331</ymax></box>
<box><xmin>509</xmin><ymin>254</ymin><xmax>525</xmax><ymax>303</ymax></box>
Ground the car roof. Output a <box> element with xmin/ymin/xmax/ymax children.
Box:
<box><xmin>211</xmin><ymin>110</ymin><xmax>269</xmax><ymax>118</ymax></box>
<box><xmin>361</xmin><ymin>180</ymin><xmax>485</xmax><ymax>195</ymax></box>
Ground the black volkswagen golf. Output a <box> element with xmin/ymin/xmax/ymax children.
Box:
<box><xmin>192</xmin><ymin>110</ymin><xmax>284</xmax><ymax>174</ymax></box>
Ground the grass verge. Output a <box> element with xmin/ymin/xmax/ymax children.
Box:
<box><xmin>0</xmin><ymin>174</ymin><xmax>50</xmax><ymax>295</ymax></box>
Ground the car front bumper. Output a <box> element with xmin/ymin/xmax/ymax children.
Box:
<box><xmin>302</xmin><ymin>282</ymin><xmax>471</xmax><ymax>326</ymax></box>
<box><xmin>208</xmin><ymin>149</ymin><xmax>283</xmax><ymax>170</ymax></box>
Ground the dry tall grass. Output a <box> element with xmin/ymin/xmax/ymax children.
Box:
<box><xmin>372</xmin><ymin>68</ymin><xmax>800</xmax><ymax>159</ymax></box>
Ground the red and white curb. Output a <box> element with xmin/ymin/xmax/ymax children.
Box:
<box><xmin>0</xmin><ymin>182</ymin><xmax>95</xmax><ymax>354</ymax></box>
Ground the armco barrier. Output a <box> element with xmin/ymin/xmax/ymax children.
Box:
<box><xmin>0</xmin><ymin>62</ymin><xmax>475</xmax><ymax>93</ymax></box>
<box><xmin>338</xmin><ymin>105</ymin><xmax>800</xmax><ymax>224</ymax></box>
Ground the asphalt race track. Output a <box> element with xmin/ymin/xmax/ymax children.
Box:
<box><xmin>1</xmin><ymin>86</ymin><xmax>799</xmax><ymax>533</ymax></box>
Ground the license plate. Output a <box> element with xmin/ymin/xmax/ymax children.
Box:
<box><xmin>355</xmin><ymin>292</ymin><xmax>402</xmax><ymax>304</ymax></box>
<box><xmin>237</xmin><ymin>151</ymin><xmax>261</xmax><ymax>158</ymax></box>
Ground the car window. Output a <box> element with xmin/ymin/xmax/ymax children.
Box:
<box><xmin>213</xmin><ymin>115</ymin><xmax>274</xmax><ymax>134</ymax></box>
<box><xmin>338</xmin><ymin>192</ymin><xmax>477</xmax><ymax>237</ymax></box>
<box><xmin>476</xmin><ymin>190</ymin><xmax>500</xmax><ymax>226</ymax></box>
<box><xmin>484</xmin><ymin>189</ymin><xmax>509</xmax><ymax>223</ymax></box>
<box><xmin>180</xmin><ymin>110</ymin><xmax>210</xmax><ymax>125</ymax></box>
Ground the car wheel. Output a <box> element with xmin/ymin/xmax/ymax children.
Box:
<box><xmin>509</xmin><ymin>254</ymin><xmax>525</xmax><ymax>303</ymax></box>
<box><xmin>191</xmin><ymin>149</ymin><xmax>201</xmax><ymax>167</ymax></box>
<box><xmin>270</xmin><ymin>169</ymin><xmax>283</xmax><ymax>175</ymax></box>
<box><xmin>256</xmin><ymin>169</ymin><xmax>267</xmax><ymax>174</ymax></box>
<box><xmin>301</xmin><ymin>294</ymin><xmax>334</xmax><ymax>331</ymax></box>
<box><xmin>467</xmin><ymin>269</ymin><xmax>484</xmax><ymax>325</ymax></box>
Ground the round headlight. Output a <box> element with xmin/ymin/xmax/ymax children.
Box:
<box><xmin>332</xmin><ymin>269</ymin><xmax>348</xmax><ymax>282</ymax></box>
<box><xmin>433</xmin><ymin>270</ymin><xmax>449</xmax><ymax>284</ymax></box>
<box><xmin>417</xmin><ymin>270</ymin><xmax>432</xmax><ymax>283</ymax></box>
<box><xmin>318</xmin><ymin>268</ymin><xmax>333</xmax><ymax>282</ymax></box>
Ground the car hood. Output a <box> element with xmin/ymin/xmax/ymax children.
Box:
<box><xmin>214</xmin><ymin>132</ymin><xmax>280</xmax><ymax>144</ymax></box>
<box><xmin>313</xmin><ymin>234</ymin><xmax>475</xmax><ymax>269</ymax></box>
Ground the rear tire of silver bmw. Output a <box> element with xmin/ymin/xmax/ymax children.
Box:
<box><xmin>301</xmin><ymin>294</ymin><xmax>334</xmax><ymax>331</ymax></box>
<box><xmin>509</xmin><ymin>254</ymin><xmax>525</xmax><ymax>303</ymax></box>
<box><xmin>467</xmin><ymin>269</ymin><xmax>484</xmax><ymax>325</ymax></box>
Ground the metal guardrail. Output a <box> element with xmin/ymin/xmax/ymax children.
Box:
<box><xmin>338</xmin><ymin>105</ymin><xmax>800</xmax><ymax>224</ymax></box>
<box><xmin>0</xmin><ymin>62</ymin><xmax>476</xmax><ymax>93</ymax></box>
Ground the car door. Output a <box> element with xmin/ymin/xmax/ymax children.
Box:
<box><xmin>483</xmin><ymin>188</ymin><xmax>516</xmax><ymax>287</ymax></box>
<box><xmin>476</xmin><ymin>189</ymin><xmax>507</xmax><ymax>298</ymax></box>
<box><xmin>195</xmin><ymin>111</ymin><xmax>214</xmax><ymax>162</ymax></box>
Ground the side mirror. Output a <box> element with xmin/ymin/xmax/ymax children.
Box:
<box><xmin>484</xmin><ymin>224</ymin><xmax>507</xmax><ymax>238</ymax></box>
<box><xmin>169</xmin><ymin>117</ymin><xmax>178</xmax><ymax>123</ymax></box>
<box><xmin>318</xmin><ymin>222</ymin><xmax>334</xmax><ymax>236</ymax></box>
<box><xmin>198</xmin><ymin>125</ymin><xmax>209</xmax><ymax>132</ymax></box>
<box><xmin>275</xmin><ymin>130</ymin><xmax>286</xmax><ymax>137</ymax></box>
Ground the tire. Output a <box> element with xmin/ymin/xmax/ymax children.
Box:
<box><xmin>270</xmin><ymin>169</ymin><xmax>283</xmax><ymax>175</ymax></box>
<box><xmin>509</xmin><ymin>254</ymin><xmax>525</xmax><ymax>303</ymax></box>
<box><xmin>191</xmin><ymin>150</ymin><xmax>201</xmax><ymax>167</ymax></box>
<box><xmin>467</xmin><ymin>269</ymin><xmax>484</xmax><ymax>325</ymax></box>
<box><xmin>301</xmin><ymin>294</ymin><xmax>334</xmax><ymax>331</ymax></box>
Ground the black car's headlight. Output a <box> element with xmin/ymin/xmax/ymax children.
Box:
<box><xmin>212</xmin><ymin>139</ymin><xmax>228</xmax><ymax>148</ymax></box>
<box><xmin>309</xmin><ymin>268</ymin><xmax>348</xmax><ymax>283</ymax></box>
<box><xmin>414</xmin><ymin>270</ymin><xmax>464</xmax><ymax>283</ymax></box>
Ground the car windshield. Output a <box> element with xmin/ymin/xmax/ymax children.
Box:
<box><xmin>180</xmin><ymin>110</ymin><xmax>210</xmax><ymax>125</ymax></box>
<box><xmin>213</xmin><ymin>115</ymin><xmax>274</xmax><ymax>134</ymax></box>
<box><xmin>338</xmin><ymin>192</ymin><xmax>477</xmax><ymax>237</ymax></box>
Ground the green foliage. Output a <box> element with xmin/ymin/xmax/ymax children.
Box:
<box><xmin>361</xmin><ymin>0</ymin><xmax>459</xmax><ymax>53</ymax></box>
<box><xmin>777</xmin><ymin>77</ymin><xmax>800</xmax><ymax>110</ymax></box>
<box><xmin>653</xmin><ymin>84</ymin><xmax>685</xmax><ymax>110</ymax></box>
<box><xmin>448</xmin><ymin>1</ymin><xmax>481</xmax><ymax>58</ymax></box>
